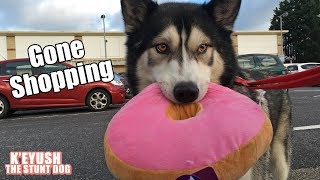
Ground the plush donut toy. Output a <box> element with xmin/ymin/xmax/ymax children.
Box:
<box><xmin>104</xmin><ymin>83</ymin><xmax>273</xmax><ymax>180</ymax></box>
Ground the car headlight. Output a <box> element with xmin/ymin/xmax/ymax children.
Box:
<box><xmin>111</xmin><ymin>79</ymin><xmax>124</xmax><ymax>86</ymax></box>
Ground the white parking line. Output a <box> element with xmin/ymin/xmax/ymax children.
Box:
<box><xmin>314</xmin><ymin>95</ymin><xmax>320</xmax><ymax>97</ymax></box>
<box><xmin>294</xmin><ymin>90</ymin><xmax>320</xmax><ymax>92</ymax></box>
<box><xmin>0</xmin><ymin>111</ymin><xmax>105</xmax><ymax>122</ymax></box>
<box><xmin>294</xmin><ymin>125</ymin><xmax>320</xmax><ymax>131</ymax></box>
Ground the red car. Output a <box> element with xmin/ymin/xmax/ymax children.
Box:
<box><xmin>0</xmin><ymin>58</ymin><xmax>125</xmax><ymax>119</ymax></box>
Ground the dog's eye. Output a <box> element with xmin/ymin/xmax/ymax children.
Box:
<box><xmin>197</xmin><ymin>44</ymin><xmax>208</xmax><ymax>54</ymax></box>
<box><xmin>155</xmin><ymin>43</ymin><xmax>169</xmax><ymax>54</ymax></box>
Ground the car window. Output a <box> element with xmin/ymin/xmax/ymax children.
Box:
<box><xmin>43</xmin><ymin>63</ymin><xmax>68</xmax><ymax>74</ymax></box>
<box><xmin>237</xmin><ymin>56</ymin><xmax>255</xmax><ymax>69</ymax></box>
<box><xmin>256</xmin><ymin>55</ymin><xmax>278</xmax><ymax>67</ymax></box>
<box><xmin>287</xmin><ymin>65</ymin><xmax>298</xmax><ymax>71</ymax></box>
<box><xmin>3</xmin><ymin>61</ymin><xmax>33</xmax><ymax>76</ymax></box>
<box><xmin>301</xmin><ymin>64</ymin><xmax>319</xmax><ymax>70</ymax></box>
<box><xmin>114</xmin><ymin>73</ymin><xmax>121</xmax><ymax>81</ymax></box>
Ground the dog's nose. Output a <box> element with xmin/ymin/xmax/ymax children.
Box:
<box><xmin>173</xmin><ymin>82</ymin><xmax>199</xmax><ymax>103</ymax></box>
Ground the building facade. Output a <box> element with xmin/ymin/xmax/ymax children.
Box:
<box><xmin>0</xmin><ymin>30</ymin><xmax>288</xmax><ymax>73</ymax></box>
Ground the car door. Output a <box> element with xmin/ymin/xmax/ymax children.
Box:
<box><xmin>40</xmin><ymin>63</ymin><xmax>86</xmax><ymax>106</ymax></box>
<box><xmin>0</xmin><ymin>60</ymin><xmax>47</xmax><ymax>108</ymax></box>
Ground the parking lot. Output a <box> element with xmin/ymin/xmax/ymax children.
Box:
<box><xmin>0</xmin><ymin>87</ymin><xmax>319</xmax><ymax>179</ymax></box>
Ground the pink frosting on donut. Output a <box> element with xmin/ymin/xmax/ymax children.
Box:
<box><xmin>106</xmin><ymin>83</ymin><xmax>265</xmax><ymax>170</ymax></box>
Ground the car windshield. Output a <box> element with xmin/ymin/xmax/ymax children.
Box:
<box><xmin>287</xmin><ymin>65</ymin><xmax>298</xmax><ymax>71</ymax></box>
<box><xmin>2</xmin><ymin>61</ymin><xmax>33</xmax><ymax>76</ymax></box>
<box><xmin>238</xmin><ymin>56</ymin><xmax>255</xmax><ymax>69</ymax></box>
<box><xmin>256</xmin><ymin>55</ymin><xmax>279</xmax><ymax>67</ymax></box>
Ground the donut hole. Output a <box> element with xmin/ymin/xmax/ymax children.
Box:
<box><xmin>166</xmin><ymin>103</ymin><xmax>202</xmax><ymax>120</ymax></box>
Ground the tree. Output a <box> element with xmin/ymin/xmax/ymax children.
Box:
<box><xmin>270</xmin><ymin>0</ymin><xmax>320</xmax><ymax>63</ymax></box>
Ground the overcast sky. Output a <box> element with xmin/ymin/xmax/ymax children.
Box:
<box><xmin>0</xmin><ymin>0</ymin><xmax>281</xmax><ymax>32</ymax></box>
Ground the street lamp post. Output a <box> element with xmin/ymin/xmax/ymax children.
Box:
<box><xmin>101</xmin><ymin>14</ymin><xmax>107</xmax><ymax>60</ymax></box>
<box><xmin>279</xmin><ymin>12</ymin><xmax>289</xmax><ymax>62</ymax></box>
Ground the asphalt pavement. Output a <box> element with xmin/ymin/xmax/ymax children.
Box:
<box><xmin>0</xmin><ymin>87</ymin><xmax>319</xmax><ymax>180</ymax></box>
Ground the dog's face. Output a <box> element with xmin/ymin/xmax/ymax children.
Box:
<box><xmin>121</xmin><ymin>0</ymin><xmax>241</xmax><ymax>103</ymax></box>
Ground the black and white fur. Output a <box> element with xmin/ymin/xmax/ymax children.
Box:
<box><xmin>121</xmin><ymin>0</ymin><xmax>292</xmax><ymax>179</ymax></box>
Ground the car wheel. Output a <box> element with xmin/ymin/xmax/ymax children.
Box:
<box><xmin>86</xmin><ymin>89</ymin><xmax>111</xmax><ymax>111</ymax></box>
<box><xmin>0</xmin><ymin>96</ymin><xmax>10</xmax><ymax>119</ymax></box>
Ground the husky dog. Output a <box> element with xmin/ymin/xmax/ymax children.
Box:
<box><xmin>120</xmin><ymin>0</ymin><xmax>292</xmax><ymax>179</ymax></box>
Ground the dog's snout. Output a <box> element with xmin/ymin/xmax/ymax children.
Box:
<box><xmin>173</xmin><ymin>82</ymin><xmax>199</xmax><ymax>103</ymax></box>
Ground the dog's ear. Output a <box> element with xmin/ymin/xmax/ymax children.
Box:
<box><xmin>204</xmin><ymin>0</ymin><xmax>241</xmax><ymax>30</ymax></box>
<box><xmin>121</xmin><ymin>0</ymin><xmax>158</xmax><ymax>33</ymax></box>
